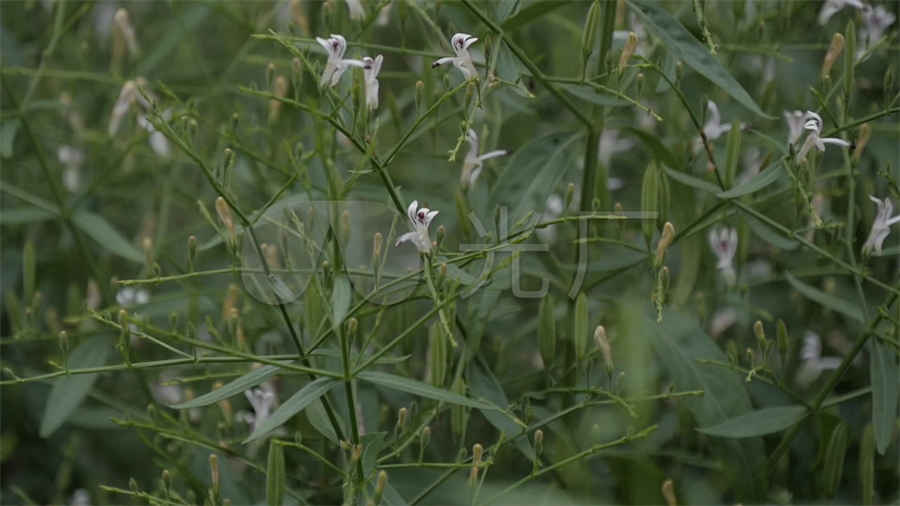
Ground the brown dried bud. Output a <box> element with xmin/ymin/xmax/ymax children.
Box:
<box><xmin>654</xmin><ymin>222</ymin><xmax>675</xmax><ymax>267</ymax></box>
<box><xmin>853</xmin><ymin>123</ymin><xmax>871</xmax><ymax>161</ymax></box>
<box><xmin>661</xmin><ymin>479</ymin><xmax>677</xmax><ymax>506</ymax></box>
<box><xmin>594</xmin><ymin>325</ymin><xmax>613</xmax><ymax>370</ymax></box>
<box><xmin>619</xmin><ymin>32</ymin><xmax>639</xmax><ymax>73</ymax></box>
<box><xmin>821</xmin><ymin>33</ymin><xmax>845</xmax><ymax>80</ymax></box>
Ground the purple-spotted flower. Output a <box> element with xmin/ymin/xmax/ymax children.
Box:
<box><xmin>862</xmin><ymin>195</ymin><xmax>900</xmax><ymax>256</ymax></box>
<box><xmin>784</xmin><ymin>110</ymin><xmax>806</xmax><ymax>145</ymax></box>
<box><xmin>396</xmin><ymin>201</ymin><xmax>439</xmax><ymax>254</ymax></box>
<box><xmin>348</xmin><ymin>55</ymin><xmax>383</xmax><ymax>111</ymax></box>
<box><xmin>461</xmin><ymin>129</ymin><xmax>507</xmax><ymax>188</ymax></box>
<box><xmin>432</xmin><ymin>33</ymin><xmax>479</xmax><ymax>80</ymax></box>
<box><xmin>818</xmin><ymin>0</ymin><xmax>866</xmax><ymax>25</ymax></box>
<box><xmin>796</xmin><ymin>111</ymin><xmax>851</xmax><ymax>160</ymax></box>
<box><xmin>858</xmin><ymin>4</ymin><xmax>896</xmax><ymax>57</ymax></box>
<box><xmin>316</xmin><ymin>34</ymin><xmax>354</xmax><ymax>88</ymax></box>
<box><xmin>708</xmin><ymin>227</ymin><xmax>738</xmax><ymax>285</ymax></box>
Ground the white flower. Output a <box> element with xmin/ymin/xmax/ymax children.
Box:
<box><xmin>796</xmin><ymin>331</ymin><xmax>841</xmax><ymax>386</ymax></box>
<box><xmin>694</xmin><ymin>101</ymin><xmax>740</xmax><ymax>153</ymax></box>
<box><xmin>109</xmin><ymin>80</ymin><xmax>137</xmax><ymax>135</ymax></box>
<box><xmin>709</xmin><ymin>307</ymin><xmax>737</xmax><ymax>337</ymax></box>
<box><xmin>708</xmin><ymin>227</ymin><xmax>737</xmax><ymax>285</ymax></box>
<box><xmin>536</xmin><ymin>194</ymin><xmax>565</xmax><ymax>243</ymax></box>
<box><xmin>113</xmin><ymin>8</ymin><xmax>140</xmax><ymax>56</ymax></box>
<box><xmin>858</xmin><ymin>4</ymin><xmax>895</xmax><ymax>56</ymax></box>
<box><xmin>796</xmin><ymin>111</ymin><xmax>851</xmax><ymax>160</ymax></box>
<box><xmin>69</xmin><ymin>489</ymin><xmax>91</xmax><ymax>506</ymax></box>
<box><xmin>58</xmin><ymin>145</ymin><xmax>84</xmax><ymax>192</ymax></box>
<box><xmin>862</xmin><ymin>195</ymin><xmax>900</xmax><ymax>256</ymax></box>
<box><xmin>818</xmin><ymin>0</ymin><xmax>865</xmax><ymax>25</ymax></box>
<box><xmin>241</xmin><ymin>382</ymin><xmax>277</xmax><ymax>435</ymax></box>
<box><xmin>348</xmin><ymin>55</ymin><xmax>383</xmax><ymax>111</ymax></box>
<box><xmin>432</xmin><ymin>33</ymin><xmax>479</xmax><ymax>81</ymax></box>
<box><xmin>346</xmin><ymin>0</ymin><xmax>364</xmax><ymax>20</ymax></box>
<box><xmin>784</xmin><ymin>110</ymin><xmax>806</xmax><ymax>145</ymax></box>
<box><xmin>598</xmin><ymin>129</ymin><xmax>635</xmax><ymax>166</ymax></box>
<box><xmin>395</xmin><ymin>200</ymin><xmax>439</xmax><ymax>254</ymax></box>
<box><xmin>316</xmin><ymin>34</ymin><xmax>354</xmax><ymax>88</ymax></box>
<box><xmin>116</xmin><ymin>287</ymin><xmax>150</xmax><ymax>307</ymax></box>
<box><xmin>703</xmin><ymin>100</ymin><xmax>734</xmax><ymax>140</ymax></box>
<box><xmin>137</xmin><ymin>109</ymin><xmax>172</xmax><ymax>158</ymax></box>
<box><xmin>461</xmin><ymin>129</ymin><xmax>507</xmax><ymax>188</ymax></box>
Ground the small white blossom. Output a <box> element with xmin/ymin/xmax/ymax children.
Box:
<box><xmin>796</xmin><ymin>111</ymin><xmax>851</xmax><ymax>160</ymax></box>
<box><xmin>796</xmin><ymin>331</ymin><xmax>841</xmax><ymax>386</ymax></box>
<box><xmin>432</xmin><ymin>33</ymin><xmax>479</xmax><ymax>81</ymax></box>
<box><xmin>113</xmin><ymin>8</ymin><xmax>140</xmax><ymax>56</ymax></box>
<box><xmin>116</xmin><ymin>287</ymin><xmax>150</xmax><ymax>307</ymax></box>
<box><xmin>708</xmin><ymin>227</ymin><xmax>738</xmax><ymax>285</ymax></box>
<box><xmin>346</xmin><ymin>0</ymin><xmax>364</xmax><ymax>20</ymax></box>
<box><xmin>694</xmin><ymin>101</ymin><xmax>740</xmax><ymax>153</ymax></box>
<box><xmin>58</xmin><ymin>145</ymin><xmax>84</xmax><ymax>192</ymax></box>
<box><xmin>598</xmin><ymin>129</ymin><xmax>635</xmax><ymax>166</ymax></box>
<box><xmin>348</xmin><ymin>55</ymin><xmax>383</xmax><ymax>111</ymax></box>
<box><xmin>241</xmin><ymin>382</ymin><xmax>277</xmax><ymax>435</ymax></box>
<box><xmin>818</xmin><ymin>0</ymin><xmax>865</xmax><ymax>25</ymax></box>
<box><xmin>783</xmin><ymin>110</ymin><xmax>806</xmax><ymax>145</ymax></box>
<box><xmin>316</xmin><ymin>34</ymin><xmax>354</xmax><ymax>88</ymax></box>
<box><xmin>858</xmin><ymin>4</ymin><xmax>895</xmax><ymax>57</ymax></box>
<box><xmin>109</xmin><ymin>80</ymin><xmax>138</xmax><ymax>135</ymax></box>
<box><xmin>461</xmin><ymin>129</ymin><xmax>507</xmax><ymax>188</ymax></box>
<box><xmin>395</xmin><ymin>200</ymin><xmax>439</xmax><ymax>254</ymax></box>
<box><xmin>137</xmin><ymin>109</ymin><xmax>172</xmax><ymax>158</ymax></box>
<box><xmin>862</xmin><ymin>195</ymin><xmax>900</xmax><ymax>256</ymax></box>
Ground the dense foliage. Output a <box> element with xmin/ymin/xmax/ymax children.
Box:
<box><xmin>2</xmin><ymin>0</ymin><xmax>899</xmax><ymax>504</ymax></box>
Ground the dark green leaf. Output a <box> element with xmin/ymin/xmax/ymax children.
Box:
<box><xmin>0</xmin><ymin>119</ymin><xmax>20</xmax><ymax>158</ymax></box>
<box><xmin>266</xmin><ymin>441</ymin><xmax>285</xmax><ymax>506</ymax></box>
<box><xmin>40</xmin><ymin>335</ymin><xmax>112</xmax><ymax>437</ymax></box>
<box><xmin>501</xmin><ymin>0</ymin><xmax>570</xmax><ymax>30</ymax></box>
<box><xmin>245</xmin><ymin>377</ymin><xmax>340</xmax><ymax>443</ymax></box>
<box><xmin>627</xmin><ymin>0</ymin><xmax>771</xmax><ymax>118</ymax></box>
<box><xmin>0</xmin><ymin>207</ymin><xmax>55</xmax><ymax>225</ymax></box>
<box><xmin>697</xmin><ymin>405</ymin><xmax>807</xmax><ymax>438</ymax></box>
<box><xmin>358</xmin><ymin>371</ymin><xmax>497</xmax><ymax>410</ymax></box>
<box><xmin>470</xmin><ymin>361</ymin><xmax>534</xmax><ymax>459</ymax></box>
<box><xmin>868</xmin><ymin>338</ymin><xmax>898</xmax><ymax>455</ymax></box>
<box><xmin>71</xmin><ymin>210</ymin><xmax>145</xmax><ymax>262</ymax></box>
<box><xmin>332</xmin><ymin>275</ymin><xmax>352</xmax><ymax>328</ymax></box>
<box><xmin>785</xmin><ymin>272</ymin><xmax>864</xmax><ymax>322</ymax></box>
<box><xmin>716</xmin><ymin>165</ymin><xmax>784</xmax><ymax>199</ymax></box>
<box><xmin>664</xmin><ymin>168</ymin><xmax>721</xmax><ymax>194</ymax></box>
<box><xmin>173</xmin><ymin>364</ymin><xmax>281</xmax><ymax>409</ymax></box>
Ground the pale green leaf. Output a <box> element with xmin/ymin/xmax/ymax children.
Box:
<box><xmin>785</xmin><ymin>272</ymin><xmax>864</xmax><ymax>322</ymax></box>
<box><xmin>173</xmin><ymin>364</ymin><xmax>281</xmax><ymax>409</ymax></box>
<box><xmin>697</xmin><ymin>405</ymin><xmax>807</xmax><ymax>438</ymax></box>
<box><xmin>40</xmin><ymin>335</ymin><xmax>112</xmax><ymax>437</ymax></box>
<box><xmin>358</xmin><ymin>371</ymin><xmax>497</xmax><ymax>410</ymax></box>
<box><xmin>717</xmin><ymin>165</ymin><xmax>784</xmax><ymax>199</ymax></box>
<box><xmin>71</xmin><ymin>210</ymin><xmax>144</xmax><ymax>262</ymax></box>
<box><xmin>245</xmin><ymin>377</ymin><xmax>341</xmax><ymax>443</ymax></box>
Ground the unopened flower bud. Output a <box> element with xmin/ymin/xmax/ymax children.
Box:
<box><xmin>269</xmin><ymin>75</ymin><xmax>288</xmax><ymax>122</ymax></box>
<box><xmin>415</xmin><ymin>81</ymin><xmax>425</xmax><ymax>113</ymax></box>
<box><xmin>853</xmin><ymin>123</ymin><xmax>870</xmax><ymax>161</ymax></box>
<box><xmin>594</xmin><ymin>325</ymin><xmax>613</xmax><ymax>370</ymax></box>
<box><xmin>753</xmin><ymin>320</ymin><xmax>765</xmax><ymax>341</ymax></box>
<box><xmin>395</xmin><ymin>407</ymin><xmax>408</xmax><ymax>433</ymax></box>
<box><xmin>534</xmin><ymin>429</ymin><xmax>544</xmax><ymax>456</ymax></box>
<box><xmin>565</xmin><ymin>182</ymin><xmax>576</xmax><ymax>211</ymax></box>
<box><xmin>661</xmin><ymin>479</ymin><xmax>677</xmax><ymax>506</ymax></box>
<box><xmin>187</xmin><ymin>235</ymin><xmax>198</xmax><ymax>270</ymax></box>
<box><xmin>373</xmin><ymin>232</ymin><xmax>383</xmax><ymax>258</ymax></box>
<box><xmin>114</xmin><ymin>9</ymin><xmax>140</xmax><ymax>56</ymax></box>
<box><xmin>469</xmin><ymin>443</ymin><xmax>484</xmax><ymax>483</ymax></box>
<box><xmin>619</xmin><ymin>32</ymin><xmax>638</xmax><ymax>73</ymax></box>
<box><xmin>209</xmin><ymin>454</ymin><xmax>220</xmax><ymax>492</ymax></box>
<box><xmin>654</xmin><ymin>222</ymin><xmax>675</xmax><ymax>267</ymax></box>
<box><xmin>821</xmin><ymin>33</ymin><xmax>844</xmax><ymax>80</ymax></box>
<box><xmin>420</xmin><ymin>426</ymin><xmax>431</xmax><ymax>449</ymax></box>
<box><xmin>346</xmin><ymin>317</ymin><xmax>358</xmax><ymax>337</ymax></box>
<box><xmin>373</xmin><ymin>470</ymin><xmax>388</xmax><ymax>505</ymax></box>
<box><xmin>215</xmin><ymin>197</ymin><xmax>235</xmax><ymax>242</ymax></box>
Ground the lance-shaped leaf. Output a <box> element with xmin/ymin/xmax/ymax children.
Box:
<box><xmin>358</xmin><ymin>371</ymin><xmax>497</xmax><ymax>410</ymax></box>
<box><xmin>245</xmin><ymin>377</ymin><xmax>341</xmax><ymax>443</ymax></box>
<box><xmin>173</xmin><ymin>364</ymin><xmax>282</xmax><ymax>409</ymax></box>
<box><xmin>697</xmin><ymin>405</ymin><xmax>807</xmax><ymax>438</ymax></box>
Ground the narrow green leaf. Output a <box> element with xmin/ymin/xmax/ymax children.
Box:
<box><xmin>573</xmin><ymin>293</ymin><xmax>589</xmax><ymax>363</ymax></box>
<box><xmin>71</xmin><ymin>210</ymin><xmax>144</xmax><ymax>262</ymax></box>
<box><xmin>331</xmin><ymin>275</ymin><xmax>352</xmax><ymax>328</ymax></box>
<box><xmin>723</xmin><ymin>121</ymin><xmax>743</xmax><ymax>187</ymax></box>
<box><xmin>306</xmin><ymin>398</ymin><xmax>340</xmax><ymax>444</ymax></box>
<box><xmin>501</xmin><ymin>0</ymin><xmax>570</xmax><ymax>31</ymax></box>
<box><xmin>266</xmin><ymin>441</ymin><xmax>285</xmax><ymax>506</ymax></box>
<box><xmin>785</xmin><ymin>272</ymin><xmax>864</xmax><ymax>322</ymax></box>
<box><xmin>822</xmin><ymin>422</ymin><xmax>848</xmax><ymax>497</ymax></box>
<box><xmin>697</xmin><ymin>405</ymin><xmax>807</xmax><ymax>438</ymax></box>
<box><xmin>716</xmin><ymin>165</ymin><xmax>784</xmax><ymax>199</ymax></box>
<box><xmin>40</xmin><ymin>335</ymin><xmax>112</xmax><ymax>437</ymax></box>
<box><xmin>538</xmin><ymin>295</ymin><xmax>556</xmax><ymax>368</ymax></box>
<box><xmin>868</xmin><ymin>338</ymin><xmax>898</xmax><ymax>455</ymax></box>
<box><xmin>361</xmin><ymin>432</ymin><xmax>387</xmax><ymax>480</ymax></box>
<box><xmin>469</xmin><ymin>360</ymin><xmax>534</xmax><ymax>460</ymax></box>
<box><xmin>245</xmin><ymin>377</ymin><xmax>340</xmax><ymax>443</ymax></box>
<box><xmin>173</xmin><ymin>365</ymin><xmax>281</xmax><ymax>409</ymax></box>
<box><xmin>860</xmin><ymin>424</ymin><xmax>875</xmax><ymax>505</ymax></box>
<box><xmin>358</xmin><ymin>371</ymin><xmax>496</xmax><ymax>410</ymax></box>
<box><xmin>664</xmin><ymin>168</ymin><xmax>720</xmax><ymax>194</ymax></box>
<box><xmin>559</xmin><ymin>83</ymin><xmax>628</xmax><ymax>107</ymax></box>
<box><xmin>0</xmin><ymin>119</ymin><xmax>20</xmax><ymax>158</ymax></box>
<box><xmin>626</xmin><ymin>127</ymin><xmax>680</xmax><ymax>170</ymax></box>
<box><xmin>745</xmin><ymin>213</ymin><xmax>799</xmax><ymax>250</ymax></box>
<box><xmin>0</xmin><ymin>207</ymin><xmax>55</xmax><ymax>225</ymax></box>
<box><xmin>627</xmin><ymin>0</ymin><xmax>771</xmax><ymax>118</ymax></box>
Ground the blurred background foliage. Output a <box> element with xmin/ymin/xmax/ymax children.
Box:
<box><xmin>1</xmin><ymin>0</ymin><xmax>899</xmax><ymax>504</ymax></box>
